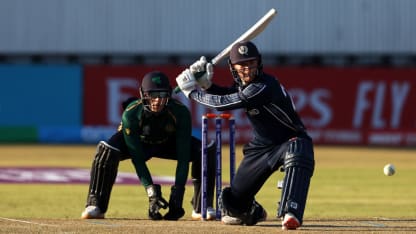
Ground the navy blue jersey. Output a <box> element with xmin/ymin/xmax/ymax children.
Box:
<box><xmin>189</xmin><ymin>73</ymin><xmax>309</xmax><ymax>144</ymax></box>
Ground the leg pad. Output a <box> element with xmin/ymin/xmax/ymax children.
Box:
<box><xmin>86</xmin><ymin>141</ymin><xmax>121</xmax><ymax>213</ymax></box>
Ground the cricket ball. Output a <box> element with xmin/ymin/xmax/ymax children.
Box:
<box><xmin>383</xmin><ymin>164</ymin><xmax>395</xmax><ymax>176</ymax></box>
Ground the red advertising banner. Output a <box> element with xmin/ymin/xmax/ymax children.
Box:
<box><xmin>84</xmin><ymin>65</ymin><xmax>185</xmax><ymax>125</ymax></box>
<box><xmin>84</xmin><ymin>65</ymin><xmax>416</xmax><ymax>146</ymax></box>
<box><xmin>277</xmin><ymin>67</ymin><xmax>416</xmax><ymax>146</ymax></box>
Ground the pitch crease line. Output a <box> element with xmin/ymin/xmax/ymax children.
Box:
<box><xmin>84</xmin><ymin>220</ymin><xmax>121</xmax><ymax>227</ymax></box>
<box><xmin>0</xmin><ymin>217</ymin><xmax>58</xmax><ymax>227</ymax></box>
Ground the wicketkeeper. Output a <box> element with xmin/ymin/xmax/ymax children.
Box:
<box><xmin>175</xmin><ymin>41</ymin><xmax>315</xmax><ymax>230</ymax></box>
<box><xmin>81</xmin><ymin>71</ymin><xmax>217</xmax><ymax>220</ymax></box>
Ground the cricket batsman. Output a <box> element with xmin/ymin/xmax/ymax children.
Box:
<box><xmin>175</xmin><ymin>41</ymin><xmax>315</xmax><ymax>230</ymax></box>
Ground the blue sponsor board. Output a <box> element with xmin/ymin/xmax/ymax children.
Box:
<box><xmin>0</xmin><ymin>64</ymin><xmax>82</xmax><ymax>126</ymax></box>
<box><xmin>37</xmin><ymin>125</ymin><xmax>202</xmax><ymax>144</ymax></box>
<box><xmin>38</xmin><ymin>125</ymin><xmax>83</xmax><ymax>143</ymax></box>
<box><xmin>38</xmin><ymin>125</ymin><xmax>115</xmax><ymax>144</ymax></box>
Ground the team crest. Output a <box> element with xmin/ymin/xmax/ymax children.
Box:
<box><xmin>238</xmin><ymin>45</ymin><xmax>249</xmax><ymax>55</ymax></box>
<box><xmin>247</xmin><ymin>109</ymin><xmax>260</xmax><ymax>116</ymax></box>
<box><xmin>152</xmin><ymin>77</ymin><xmax>162</xmax><ymax>84</ymax></box>
<box><xmin>125</xmin><ymin>128</ymin><xmax>131</xmax><ymax>135</ymax></box>
<box><xmin>289</xmin><ymin>201</ymin><xmax>298</xmax><ymax>210</ymax></box>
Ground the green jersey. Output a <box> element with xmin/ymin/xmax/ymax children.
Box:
<box><xmin>121</xmin><ymin>98</ymin><xmax>192</xmax><ymax>187</ymax></box>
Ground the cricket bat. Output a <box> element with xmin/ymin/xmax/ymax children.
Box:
<box><xmin>174</xmin><ymin>8</ymin><xmax>277</xmax><ymax>93</ymax></box>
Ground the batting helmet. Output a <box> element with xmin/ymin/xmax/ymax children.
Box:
<box><xmin>228</xmin><ymin>41</ymin><xmax>263</xmax><ymax>86</ymax></box>
<box><xmin>229</xmin><ymin>41</ymin><xmax>261</xmax><ymax>64</ymax></box>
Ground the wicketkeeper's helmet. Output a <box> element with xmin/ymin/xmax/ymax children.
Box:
<box><xmin>140</xmin><ymin>71</ymin><xmax>172</xmax><ymax>94</ymax></box>
<box><xmin>139</xmin><ymin>71</ymin><xmax>172</xmax><ymax>112</ymax></box>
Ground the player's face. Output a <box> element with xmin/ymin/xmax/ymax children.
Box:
<box><xmin>144</xmin><ymin>91</ymin><xmax>169</xmax><ymax>113</ymax></box>
<box><xmin>233</xmin><ymin>59</ymin><xmax>258</xmax><ymax>85</ymax></box>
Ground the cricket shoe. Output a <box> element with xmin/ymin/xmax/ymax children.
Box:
<box><xmin>246</xmin><ymin>201</ymin><xmax>267</xmax><ymax>225</ymax></box>
<box><xmin>81</xmin><ymin>205</ymin><xmax>105</xmax><ymax>219</ymax></box>
<box><xmin>191</xmin><ymin>207</ymin><xmax>216</xmax><ymax>221</ymax></box>
<box><xmin>282</xmin><ymin>212</ymin><xmax>300</xmax><ymax>230</ymax></box>
<box><xmin>221</xmin><ymin>215</ymin><xmax>243</xmax><ymax>225</ymax></box>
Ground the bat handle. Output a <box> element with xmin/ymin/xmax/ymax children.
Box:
<box><xmin>174</xmin><ymin>86</ymin><xmax>182</xmax><ymax>94</ymax></box>
<box><xmin>173</xmin><ymin>71</ymin><xmax>205</xmax><ymax>94</ymax></box>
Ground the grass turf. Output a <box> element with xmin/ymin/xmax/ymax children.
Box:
<box><xmin>0</xmin><ymin>144</ymin><xmax>415</xmax><ymax>220</ymax></box>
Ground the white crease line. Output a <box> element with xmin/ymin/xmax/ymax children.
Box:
<box><xmin>0</xmin><ymin>217</ymin><xmax>58</xmax><ymax>227</ymax></box>
<box><xmin>359</xmin><ymin>221</ymin><xmax>387</xmax><ymax>228</ymax></box>
<box><xmin>84</xmin><ymin>220</ymin><xmax>121</xmax><ymax>226</ymax></box>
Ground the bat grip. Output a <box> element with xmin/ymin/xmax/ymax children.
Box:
<box><xmin>174</xmin><ymin>86</ymin><xmax>182</xmax><ymax>94</ymax></box>
<box><xmin>174</xmin><ymin>71</ymin><xmax>205</xmax><ymax>94</ymax></box>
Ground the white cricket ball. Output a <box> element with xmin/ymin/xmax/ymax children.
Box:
<box><xmin>383</xmin><ymin>164</ymin><xmax>395</xmax><ymax>176</ymax></box>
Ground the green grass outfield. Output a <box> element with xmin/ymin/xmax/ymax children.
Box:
<box><xmin>0</xmin><ymin>144</ymin><xmax>415</xmax><ymax>233</ymax></box>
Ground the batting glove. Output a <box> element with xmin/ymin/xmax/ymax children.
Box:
<box><xmin>190</xmin><ymin>56</ymin><xmax>213</xmax><ymax>90</ymax></box>
<box><xmin>190</xmin><ymin>56</ymin><xmax>208</xmax><ymax>74</ymax></box>
<box><xmin>175</xmin><ymin>69</ymin><xmax>197</xmax><ymax>97</ymax></box>
<box><xmin>198</xmin><ymin>62</ymin><xmax>213</xmax><ymax>90</ymax></box>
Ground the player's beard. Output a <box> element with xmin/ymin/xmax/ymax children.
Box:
<box><xmin>240</xmin><ymin>69</ymin><xmax>257</xmax><ymax>85</ymax></box>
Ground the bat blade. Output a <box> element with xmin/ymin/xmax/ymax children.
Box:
<box><xmin>211</xmin><ymin>8</ymin><xmax>277</xmax><ymax>65</ymax></box>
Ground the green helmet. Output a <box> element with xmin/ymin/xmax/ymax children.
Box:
<box><xmin>139</xmin><ymin>71</ymin><xmax>172</xmax><ymax>113</ymax></box>
<box><xmin>140</xmin><ymin>71</ymin><xmax>172</xmax><ymax>94</ymax></box>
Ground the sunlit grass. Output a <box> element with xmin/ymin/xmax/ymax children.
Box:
<box><xmin>1</xmin><ymin>145</ymin><xmax>415</xmax><ymax>220</ymax></box>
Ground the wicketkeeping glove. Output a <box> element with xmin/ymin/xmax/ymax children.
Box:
<box><xmin>163</xmin><ymin>185</ymin><xmax>185</xmax><ymax>220</ymax></box>
<box><xmin>146</xmin><ymin>184</ymin><xmax>169</xmax><ymax>220</ymax></box>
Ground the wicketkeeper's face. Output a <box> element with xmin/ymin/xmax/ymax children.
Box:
<box><xmin>233</xmin><ymin>59</ymin><xmax>258</xmax><ymax>85</ymax></box>
<box><xmin>143</xmin><ymin>91</ymin><xmax>169</xmax><ymax>113</ymax></box>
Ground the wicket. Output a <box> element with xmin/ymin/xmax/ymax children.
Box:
<box><xmin>201</xmin><ymin>113</ymin><xmax>236</xmax><ymax>220</ymax></box>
